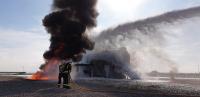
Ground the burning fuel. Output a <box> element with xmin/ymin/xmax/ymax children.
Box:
<box><xmin>30</xmin><ymin>0</ymin><xmax>98</xmax><ymax>80</ymax></box>
<box><xmin>29</xmin><ymin>59</ymin><xmax>59</xmax><ymax>80</ymax></box>
<box><xmin>30</xmin><ymin>1</ymin><xmax>200</xmax><ymax>80</ymax></box>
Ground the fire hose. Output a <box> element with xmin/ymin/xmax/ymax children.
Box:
<box><xmin>69</xmin><ymin>76</ymin><xmax>200</xmax><ymax>97</ymax></box>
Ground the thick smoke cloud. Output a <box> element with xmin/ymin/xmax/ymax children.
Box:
<box><xmin>43</xmin><ymin>0</ymin><xmax>98</xmax><ymax>61</ymax></box>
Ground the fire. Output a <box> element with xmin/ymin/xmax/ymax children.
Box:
<box><xmin>28</xmin><ymin>71</ymin><xmax>49</xmax><ymax>80</ymax></box>
<box><xmin>28</xmin><ymin>59</ymin><xmax>60</xmax><ymax>81</ymax></box>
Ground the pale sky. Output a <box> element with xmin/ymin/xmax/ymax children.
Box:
<box><xmin>0</xmin><ymin>0</ymin><xmax>200</xmax><ymax>73</ymax></box>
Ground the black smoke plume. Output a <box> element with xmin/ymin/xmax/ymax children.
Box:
<box><xmin>43</xmin><ymin>0</ymin><xmax>98</xmax><ymax>61</ymax></box>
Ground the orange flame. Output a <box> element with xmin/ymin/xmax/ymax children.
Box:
<box><xmin>28</xmin><ymin>59</ymin><xmax>60</xmax><ymax>81</ymax></box>
<box><xmin>28</xmin><ymin>71</ymin><xmax>49</xmax><ymax>80</ymax></box>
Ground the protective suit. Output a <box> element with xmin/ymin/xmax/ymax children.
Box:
<box><xmin>57</xmin><ymin>61</ymin><xmax>72</xmax><ymax>89</ymax></box>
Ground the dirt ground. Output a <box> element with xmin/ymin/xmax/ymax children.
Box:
<box><xmin>0</xmin><ymin>76</ymin><xmax>200</xmax><ymax>97</ymax></box>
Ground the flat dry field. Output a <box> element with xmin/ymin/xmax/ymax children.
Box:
<box><xmin>0</xmin><ymin>76</ymin><xmax>200</xmax><ymax>97</ymax></box>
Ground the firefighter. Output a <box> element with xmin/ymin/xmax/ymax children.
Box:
<box><xmin>57</xmin><ymin>60</ymin><xmax>72</xmax><ymax>89</ymax></box>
